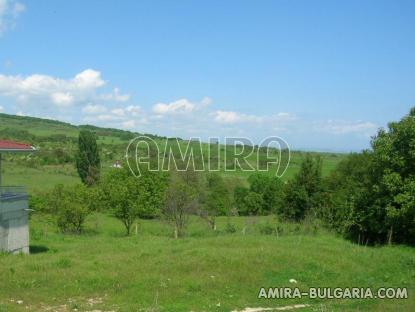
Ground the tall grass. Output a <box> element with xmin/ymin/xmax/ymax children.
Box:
<box><xmin>0</xmin><ymin>214</ymin><xmax>414</xmax><ymax>311</ymax></box>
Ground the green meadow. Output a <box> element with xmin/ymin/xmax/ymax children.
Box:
<box><xmin>1</xmin><ymin>113</ymin><xmax>412</xmax><ymax>312</ymax></box>
<box><xmin>0</xmin><ymin>214</ymin><xmax>414</xmax><ymax>311</ymax></box>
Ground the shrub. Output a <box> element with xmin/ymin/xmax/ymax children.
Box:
<box><xmin>54</xmin><ymin>184</ymin><xmax>91</xmax><ymax>234</ymax></box>
<box><xmin>258</xmin><ymin>223</ymin><xmax>275</xmax><ymax>235</ymax></box>
<box><xmin>225</xmin><ymin>222</ymin><xmax>237</xmax><ymax>233</ymax></box>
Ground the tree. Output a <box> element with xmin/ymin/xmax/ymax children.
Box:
<box><xmin>54</xmin><ymin>184</ymin><xmax>91</xmax><ymax>234</ymax></box>
<box><xmin>321</xmin><ymin>152</ymin><xmax>373</xmax><ymax>240</ymax></box>
<box><xmin>100</xmin><ymin>168</ymin><xmax>167</xmax><ymax>235</ymax></box>
<box><xmin>243</xmin><ymin>191</ymin><xmax>264</xmax><ymax>215</ymax></box>
<box><xmin>248</xmin><ymin>173</ymin><xmax>284</xmax><ymax>214</ymax></box>
<box><xmin>162</xmin><ymin>171</ymin><xmax>200</xmax><ymax>238</ymax></box>
<box><xmin>233</xmin><ymin>174</ymin><xmax>284</xmax><ymax>216</ymax></box>
<box><xmin>325</xmin><ymin>107</ymin><xmax>415</xmax><ymax>245</ymax></box>
<box><xmin>280</xmin><ymin>154</ymin><xmax>323</xmax><ymax>221</ymax></box>
<box><xmin>76</xmin><ymin>130</ymin><xmax>101</xmax><ymax>185</ymax></box>
<box><xmin>200</xmin><ymin>173</ymin><xmax>231</xmax><ymax>230</ymax></box>
<box><xmin>234</xmin><ymin>186</ymin><xmax>250</xmax><ymax>215</ymax></box>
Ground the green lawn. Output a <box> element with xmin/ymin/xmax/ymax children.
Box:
<box><xmin>2</xmin><ymin>163</ymin><xmax>80</xmax><ymax>192</ymax></box>
<box><xmin>1</xmin><ymin>149</ymin><xmax>345</xmax><ymax>193</ymax></box>
<box><xmin>0</xmin><ymin>214</ymin><xmax>413</xmax><ymax>311</ymax></box>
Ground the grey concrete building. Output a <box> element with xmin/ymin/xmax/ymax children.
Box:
<box><xmin>0</xmin><ymin>140</ymin><xmax>36</xmax><ymax>254</ymax></box>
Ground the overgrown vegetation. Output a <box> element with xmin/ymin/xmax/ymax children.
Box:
<box><xmin>12</xmin><ymin>109</ymin><xmax>415</xmax><ymax>246</ymax></box>
<box><xmin>2</xmin><ymin>110</ymin><xmax>415</xmax><ymax>310</ymax></box>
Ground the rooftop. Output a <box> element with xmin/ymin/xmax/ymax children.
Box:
<box><xmin>0</xmin><ymin>140</ymin><xmax>36</xmax><ymax>152</ymax></box>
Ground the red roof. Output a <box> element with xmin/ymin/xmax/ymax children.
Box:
<box><xmin>0</xmin><ymin>139</ymin><xmax>35</xmax><ymax>152</ymax></box>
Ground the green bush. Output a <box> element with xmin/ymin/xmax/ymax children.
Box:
<box><xmin>225</xmin><ymin>222</ymin><xmax>237</xmax><ymax>233</ymax></box>
<box><xmin>258</xmin><ymin>222</ymin><xmax>275</xmax><ymax>235</ymax></box>
<box><xmin>53</xmin><ymin>184</ymin><xmax>91</xmax><ymax>234</ymax></box>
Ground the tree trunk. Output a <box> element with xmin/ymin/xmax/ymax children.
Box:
<box><xmin>388</xmin><ymin>226</ymin><xmax>393</xmax><ymax>245</ymax></box>
<box><xmin>174</xmin><ymin>225</ymin><xmax>178</xmax><ymax>239</ymax></box>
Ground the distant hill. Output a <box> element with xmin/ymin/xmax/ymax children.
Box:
<box><xmin>0</xmin><ymin>113</ymin><xmax>164</xmax><ymax>144</ymax></box>
<box><xmin>0</xmin><ymin>112</ymin><xmax>347</xmax><ymax>183</ymax></box>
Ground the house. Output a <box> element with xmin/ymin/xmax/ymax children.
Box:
<box><xmin>0</xmin><ymin>140</ymin><xmax>36</xmax><ymax>254</ymax></box>
<box><xmin>112</xmin><ymin>160</ymin><xmax>122</xmax><ymax>168</ymax></box>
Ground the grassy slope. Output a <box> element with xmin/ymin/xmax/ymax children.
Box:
<box><xmin>0</xmin><ymin>113</ymin><xmax>347</xmax><ymax>192</ymax></box>
<box><xmin>0</xmin><ymin>214</ymin><xmax>414</xmax><ymax>311</ymax></box>
<box><xmin>0</xmin><ymin>114</ymin><xmax>413</xmax><ymax>311</ymax></box>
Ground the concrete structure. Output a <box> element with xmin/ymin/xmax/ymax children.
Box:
<box><xmin>0</xmin><ymin>140</ymin><xmax>36</xmax><ymax>254</ymax></box>
<box><xmin>0</xmin><ymin>187</ymin><xmax>30</xmax><ymax>253</ymax></box>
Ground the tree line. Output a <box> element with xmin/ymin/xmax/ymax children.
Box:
<box><xmin>31</xmin><ymin>108</ymin><xmax>415</xmax><ymax>245</ymax></box>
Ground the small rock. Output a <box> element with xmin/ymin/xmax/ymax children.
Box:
<box><xmin>289</xmin><ymin>279</ymin><xmax>298</xmax><ymax>284</ymax></box>
<box><xmin>17</xmin><ymin>300</ymin><xmax>24</xmax><ymax>304</ymax></box>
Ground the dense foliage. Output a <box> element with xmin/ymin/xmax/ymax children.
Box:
<box><xmin>200</xmin><ymin>172</ymin><xmax>231</xmax><ymax>229</ymax></box>
<box><xmin>76</xmin><ymin>130</ymin><xmax>101</xmax><ymax>185</ymax></box>
<box><xmin>100</xmin><ymin>167</ymin><xmax>168</xmax><ymax>235</ymax></box>
<box><xmin>18</xmin><ymin>109</ymin><xmax>415</xmax><ymax>245</ymax></box>
<box><xmin>234</xmin><ymin>173</ymin><xmax>284</xmax><ymax>216</ymax></box>
<box><xmin>322</xmin><ymin>109</ymin><xmax>415</xmax><ymax>245</ymax></box>
<box><xmin>280</xmin><ymin>154</ymin><xmax>323</xmax><ymax>221</ymax></box>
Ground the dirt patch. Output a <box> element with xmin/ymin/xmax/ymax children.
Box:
<box><xmin>231</xmin><ymin>304</ymin><xmax>311</xmax><ymax>312</ymax></box>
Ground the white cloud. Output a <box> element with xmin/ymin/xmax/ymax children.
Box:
<box><xmin>121</xmin><ymin>120</ymin><xmax>136</xmax><ymax>129</ymax></box>
<box><xmin>111</xmin><ymin>108</ymin><xmax>125</xmax><ymax>117</ymax></box>
<box><xmin>212</xmin><ymin>110</ymin><xmax>296</xmax><ymax>125</ymax></box>
<box><xmin>0</xmin><ymin>0</ymin><xmax>25</xmax><ymax>36</ymax></box>
<box><xmin>125</xmin><ymin>105</ymin><xmax>141</xmax><ymax>116</ymax></box>
<box><xmin>152</xmin><ymin>97</ymin><xmax>213</xmax><ymax>116</ymax></box>
<box><xmin>0</xmin><ymin>69</ymin><xmax>108</xmax><ymax>107</ymax></box>
<box><xmin>0</xmin><ymin>104</ymin><xmax>3</xmax><ymax>112</ymax></box>
<box><xmin>12</xmin><ymin>1</ymin><xmax>24</xmax><ymax>15</ymax></box>
<box><xmin>72</xmin><ymin>69</ymin><xmax>105</xmax><ymax>90</ymax></box>
<box><xmin>320</xmin><ymin>120</ymin><xmax>378</xmax><ymax>136</ymax></box>
<box><xmin>101</xmin><ymin>87</ymin><xmax>130</xmax><ymax>102</ymax></box>
<box><xmin>201</xmin><ymin>96</ymin><xmax>212</xmax><ymax>107</ymax></box>
<box><xmin>50</xmin><ymin>92</ymin><xmax>73</xmax><ymax>106</ymax></box>
<box><xmin>82</xmin><ymin>104</ymin><xmax>107</xmax><ymax>114</ymax></box>
<box><xmin>95</xmin><ymin>114</ymin><xmax>123</xmax><ymax>122</ymax></box>
<box><xmin>213</xmin><ymin>110</ymin><xmax>262</xmax><ymax>124</ymax></box>
<box><xmin>153</xmin><ymin>98</ymin><xmax>196</xmax><ymax>115</ymax></box>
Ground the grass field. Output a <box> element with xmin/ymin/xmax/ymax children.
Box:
<box><xmin>2</xmin><ymin>113</ymin><xmax>411</xmax><ymax>312</ymax></box>
<box><xmin>0</xmin><ymin>112</ymin><xmax>348</xmax><ymax>193</ymax></box>
<box><xmin>0</xmin><ymin>214</ymin><xmax>414</xmax><ymax>311</ymax></box>
<box><xmin>0</xmin><ymin>150</ymin><xmax>345</xmax><ymax>193</ymax></box>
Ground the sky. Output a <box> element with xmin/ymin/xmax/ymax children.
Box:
<box><xmin>0</xmin><ymin>0</ymin><xmax>414</xmax><ymax>151</ymax></box>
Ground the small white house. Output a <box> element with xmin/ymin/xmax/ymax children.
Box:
<box><xmin>111</xmin><ymin>160</ymin><xmax>122</xmax><ymax>168</ymax></box>
<box><xmin>0</xmin><ymin>140</ymin><xmax>36</xmax><ymax>254</ymax></box>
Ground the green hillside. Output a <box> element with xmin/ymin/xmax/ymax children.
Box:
<box><xmin>0</xmin><ymin>113</ymin><xmax>346</xmax><ymax>192</ymax></box>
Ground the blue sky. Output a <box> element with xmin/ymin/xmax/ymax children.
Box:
<box><xmin>0</xmin><ymin>0</ymin><xmax>414</xmax><ymax>151</ymax></box>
